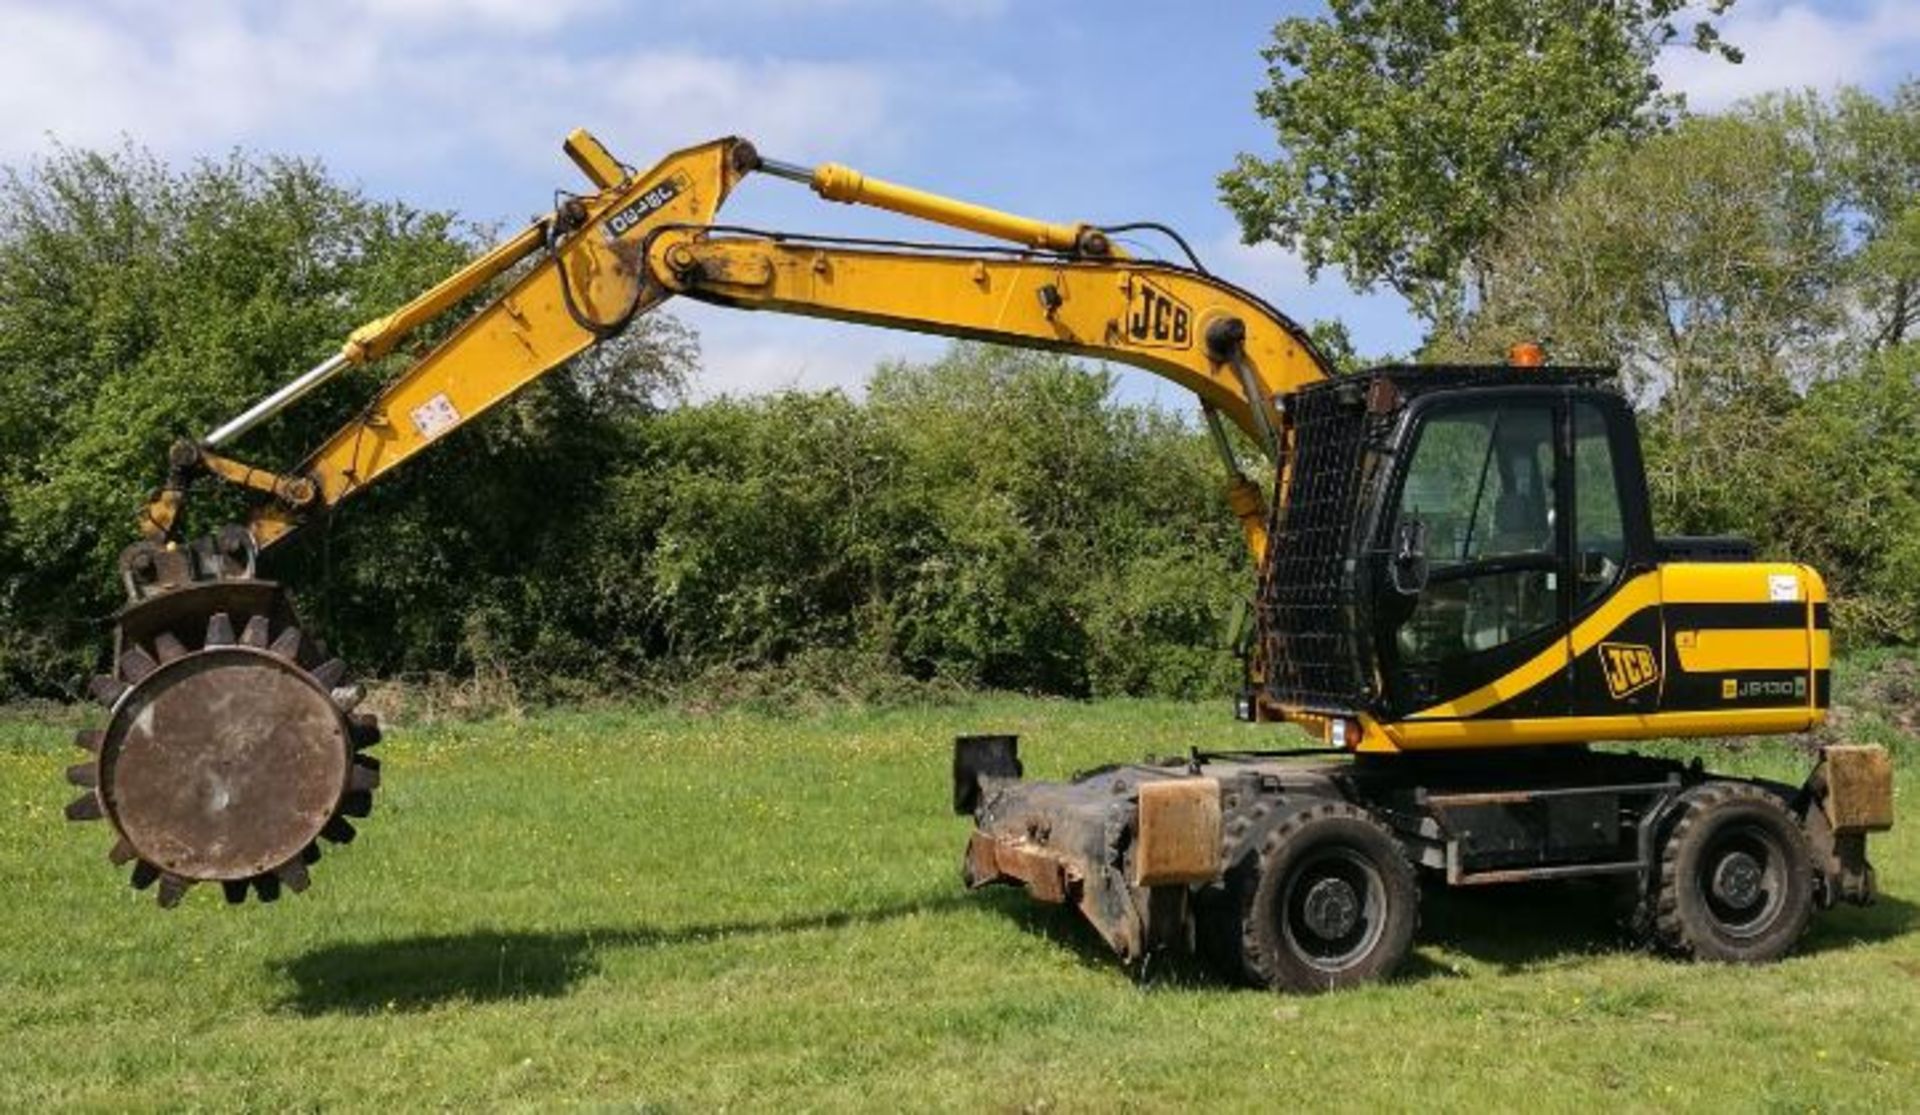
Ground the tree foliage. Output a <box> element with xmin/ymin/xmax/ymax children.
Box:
<box><xmin>1220</xmin><ymin>0</ymin><xmax>1739</xmax><ymax>331</ymax></box>
<box><xmin>1446</xmin><ymin>83</ymin><xmax>1920</xmax><ymax>641</ymax></box>
<box><xmin>0</xmin><ymin>144</ymin><xmax>690</xmax><ymax>697</ymax></box>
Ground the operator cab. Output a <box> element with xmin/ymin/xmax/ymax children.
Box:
<box><xmin>1365</xmin><ymin>367</ymin><xmax>1648</xmax><ymax>718</ymax></box>
<box><xmin>1253</xmin><ymin>365</ymin><xmax>1827</xmax><ymax>746</ymax></box>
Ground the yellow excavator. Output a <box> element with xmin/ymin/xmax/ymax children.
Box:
<box><xmin>67</xmin><ymin>131</ymin><xmax>1892</xmax><ymax>991</ymax></box>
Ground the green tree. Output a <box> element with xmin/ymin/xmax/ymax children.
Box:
<box><xmin>1445</xmin><ymin>89</ymin><xmax>1920</xmax><ymax>532</ymax></box>
<box><xmin>1220</xmin><ymin>0</ymin><xmax>1739</xmax><ymax>333</ymax></box>
<box><xmin>580</xmin><ymin>345</ymin><xmax>1252</xmax><ymax>700</ymax></box>
<box><xmin>0</xmin><ymin>143</ymin><xmax>688</xmax><ymax>697</ymax></box>
<box><xmin>1829</xmin><ymin>84</ymin><xmax>1920</xmax><ymax>351</ymax></box>
<box><xmin>1444</xmin><ymin>85</ymin><xmax>1920</xmax><ymax>641</ymax></box>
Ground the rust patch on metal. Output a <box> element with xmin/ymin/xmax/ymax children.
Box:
<box><xmin>69</xmin><ymin>568</ymin><xmax>381</xmax><ymax>905</ymax></box>
<box><xmin>1133</xmin><ymin>777</ymin><xmax>1222</xmax><ymax>886</ymax></box>
<box><xmin>1427</xmin><ymin>789</ymin><xmax>1537</xmax><ymax>807</ymax></box>
<box><xmin>99</xmin><ymin>646</ymin><xmax>351</xmax><ymax>881</ymax></box>
<box><xmin>1819</xmin><ymin>745</ymin><xmax>1894</xmax><ymax>834</ymax></box>
<box><xmin>965</xmin><ymin>831</ymin><xmax>1076</xmax><ymax>904</ymax></box>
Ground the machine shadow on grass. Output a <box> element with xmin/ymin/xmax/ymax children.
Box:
<box><xmin>1400</xmin><ymin>881</ymin><xmax>1920</xmax><ymax>980</ymax></box>
<box><xmin>276</xmin><ymin>892</ymin><xmax>977</xmax><ymax>1015</ymax></box>
<box><xmin>278</xmin><ymin>883</ymin><xmax>1920</xmax><ymax>1013</ymax></box>
<box><xmin>979</xmin><ymin>879</ymin><xmax>1920</xmax><ymax>989</ymax></box>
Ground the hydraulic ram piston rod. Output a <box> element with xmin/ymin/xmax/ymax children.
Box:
<box><xmin>204</xmin><ymin>352</ymin><xmax>352</xmax><ymax>448</ymax></box>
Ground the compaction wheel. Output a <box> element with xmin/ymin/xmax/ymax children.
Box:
<box><xmin>67</xmin><ymin>578</ymin><xmax>380</xmax><ymax>906</ymax></box>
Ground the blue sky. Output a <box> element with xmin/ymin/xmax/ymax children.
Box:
<box><xmin>4</xmin><ymin>0</ymin><xmax>1916</xmax><ymax>405</ymax></box>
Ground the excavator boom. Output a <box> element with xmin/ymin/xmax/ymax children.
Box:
<box><xmin>147</xmin><ymin>132</ymin><xmax>1325</xmax><ymax>556</ymax></box>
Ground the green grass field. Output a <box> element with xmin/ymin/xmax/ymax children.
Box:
<box><xmin>2</xmin><ymin>697</ymin><xmax>1916</xmax><ymax>1111</ymax></box>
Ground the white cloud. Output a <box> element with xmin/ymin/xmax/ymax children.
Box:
<box><xmin>344</xmin><ymin>0</ymin><xmax>613</xmax><ymax>32</ymax></box>
<box><xmin>1203</xmin><ymin>231</ymin><xmax>1314</xmax><ymax>298</ymax></box>
<box><xmin>727</xmin><ymin>0</ymin><xmax>1008</xmax><ymax>17</ymax></box>
<box><xmin>1657</xmin><ymin>0</ymin><xmax>1920</xmax><ymax>111</ymax></box>
<box><xmin>0</xmin><ymin>1</ymin><xmax>899</xmax><ymax>178</ymax></box>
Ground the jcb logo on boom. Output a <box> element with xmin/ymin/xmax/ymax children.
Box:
<box><xmin>1600</xmin><ymin>642</ymin><xmax>1659</xmax><ymax>700</ymax></box>
<box><xmin>1126</xmin><ymin>278</ymin><xmax>1192</xmax><ymax>349</ymax></box>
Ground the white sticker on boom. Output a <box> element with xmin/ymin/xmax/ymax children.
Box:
<box><xmin>410</xmin><ymin>393</ymin><xmax>461</xmax><ymax>440</ymax></box>
<box><xmin>1769</xmin><ymin>573</ymin><xmax>1800</xmax><ymax>603</ymax></box>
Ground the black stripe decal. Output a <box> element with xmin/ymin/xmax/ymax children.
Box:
<box><xmin>1664</xmin><ymin>602</ymin><xmax>1808</xmax><ymax>630</ymax></box>
<box><xmin>1813</xmin><ymin>603</ymin><xmax>1830</xmax><ymax>630</ymax></box>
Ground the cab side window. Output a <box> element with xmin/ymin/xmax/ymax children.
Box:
<box><xmin>1573</xmin><ymin>402</ymin><xmax>1626</xmax><ymax>606</ymax></box>
<box><xmin>1391</xmin><ymin>403</ymin><xmax>1560</xmax><ymax>665</ymax></box>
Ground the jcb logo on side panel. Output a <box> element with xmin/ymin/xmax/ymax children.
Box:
<box><xmin>1600</xmin><ymin>642</ymin><xmax>1660</xmax><ymax>700</ymax></box>
<box><xmin>1126</xmin><ymin>278</ymin><xmax>1192</xmax><ymax>349</ymax></box>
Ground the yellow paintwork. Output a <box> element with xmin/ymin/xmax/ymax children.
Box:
<box><xmin>1370</xmin><ymin>708</ymin><xmax>1820</xmax><ymax>751</ymax></box>
<box><xmin>650</xmin><ymin>237</ymin><xmax>1325</xmax><ymax>452</ymax></box>
<box><xmin>235</xmin><ymin>131</ymin><xmax>1323</xmax><ymax>550</ymax></box>
<box><xmin>563</xmin><ymin>127</ymin><xmax>627</xmax><ymax>190</ymax></box>
<box><xmin>246</xmin><ymin>136</ymin><xmax>755</xmax><ymax>546</ymax></box>
<box><xmin>808</xmin><ymin>163</ymin><xmax>1095</xmax><ymax>253</ymax></box>
<box><xmin>1674</xmin><ymin>629</ymin><xmax>1809</xmax><ymax>673</ymax></box>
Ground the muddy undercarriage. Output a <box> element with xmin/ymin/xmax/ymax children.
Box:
<box><xmin>955</xmin><ymin>735</ymin><xmax>1888</xmax><ymax>992</ymax></box>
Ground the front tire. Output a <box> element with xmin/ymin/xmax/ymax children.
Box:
<box><xmin>1652</xmin><ymin>782</ymin><xmax>1814</xmax><ymax>963</ymax></box>
<box><xmin>1234</xmin><ymin>801</ymin><xmax>1418</xmax><ymax>993</ymax></box>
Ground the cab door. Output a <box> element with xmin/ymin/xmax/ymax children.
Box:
<box><xmin>1566</xmin><ymin>397</ymin><xmax>1662</xmax><ymax>715</ymax></box>
<box><xmin>1375</xmin><ymin>392</ymin><xmax>1573</xmax><ymax>720</ymax></box>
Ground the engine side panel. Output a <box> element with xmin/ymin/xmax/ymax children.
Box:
<box><xmin>1370</xmin><ymin>563</ymin><xmax>1827</xmax><ymax>752</ymax></box>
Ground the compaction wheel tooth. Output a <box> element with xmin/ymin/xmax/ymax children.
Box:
<box><xmin>339</xmin><ymin>791</ymin><xmax>374</xmax><ymax>819</ymax></box>
<box><xmin>252</xmin><ymin>874</ymin><xmax>282</xmax><ymax>903</ymax></box>
<box><xmin>73</xmin><ymin>729</ymin><xmax>103</xmax><ymax>754</ymax></box>
<box><xmin>204</xmin><ymin>612</ymin><xmax>235</xmax><ymax>647</ymax></box>
<box><xmin>221</xmin><ymin>880</ymin><xmax>251</xmax><ymax>905</ymax></box>
<box><xmin>239</xmin><ymin>615</ymin><xmax>271</xmax><ymax>649</ymax></box>
<box><xmin>156</xmin><ymin>875</ymin><xmax>189</xmax><ymax>909</ymax></box>
<box><xmin>348</xmin><ymin>763</ymin><xmax>381</xmax><ymax>793</ymax></box>
<box><xmin>274</xmin><ymin>858</ymin><xmax>312</xmax><ymax>894</ymax></box>
<box><xmin>65</xmin><ymin>763</ymin><xmax>98</xmax><ymax>788</ymax></box>
<box><xmin>321</xmin><ymin>817</ymin><xmax>358</xmax><ymax>845</ymax></box>
<box><xmin>268</xmin><ymin>627</ymin><xmax>303</xmax><ymax>661</ymax></box>
<box><xmin>311</xmin><ymin>658</ymin><xmax>347</xmax><ymax>690</ymax></box>
<box><xmin>87</xmin><ymin>674</ymin><xmax>128</xmax><ymax>708</ymax></box>
<box><xmin>118</xmin><ymin>646</ymin><xmax>158</xmax><ymax>685</ymax></box>
<box><xmin>152</xmin><ymin>632</ymin><xmax>187</xmax><ymax>664</ymax></box>
<box><xmin>129</xmin><ymin>861</ymin><xmax>160</xmax><ymax>891</ymax></box>
<box><xmin>349</xmin><ymin>715</ymin><xmax>382</xmax><ymax>751</ymax></box>
<box><xmin>65</xmin><ymin>793</ymin><xmax>103</xmax><ymax>822</ymax></box>
<box><xmin>108</xmin><ymin>838</ymin><xmax>137</xmax><ymax>867</ymax></box>
<box><xmin>332</xmin><ymin>683</ymin><xmax>366</xmax><ymax>712</ymax></box>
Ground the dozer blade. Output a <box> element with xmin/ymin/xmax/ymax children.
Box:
<box><xmin>68</xmin><ymin>573</ymin><xmax>381</xmax><ymax>906</ymax></box>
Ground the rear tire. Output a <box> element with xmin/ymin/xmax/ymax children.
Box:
<box><xmin>1652</xmin><ymin>782</ymin><xmax>1814</xmax><ymax>963</ymax></box>
<box><xmin>1233</xmin><ymin>801</ymin><xmax>1418</xmax><ymax>993</ymax></box>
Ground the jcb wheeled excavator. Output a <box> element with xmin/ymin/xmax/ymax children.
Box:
<box><xmin>67</xmin><ymin>131</ymin><xmax>1893</xmax><ymax>990</ymax></box>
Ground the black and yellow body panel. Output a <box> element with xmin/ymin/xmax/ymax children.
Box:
<box><xmin>1357</xmin><ymin>563</ymin><xmax>1830</xmax><ymax>752</ymax></box>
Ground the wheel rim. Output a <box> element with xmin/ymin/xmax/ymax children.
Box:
<box><xmin>1279</xmin><ymin>846</ymin><xmax>1388</xmax><ymax>972</ymax></box>
<box><xmin>1694</xmin><ymin>820</ymin><xmax>1790</xmax><ymax>939</ymax></box>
